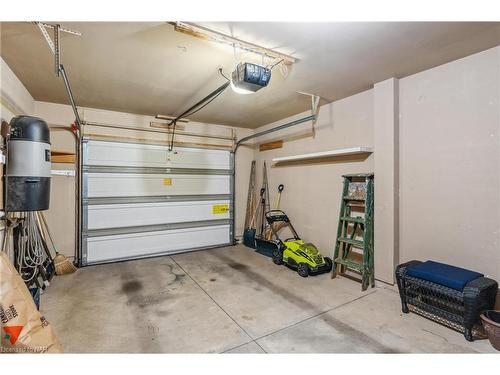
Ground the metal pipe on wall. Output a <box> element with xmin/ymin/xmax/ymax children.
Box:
<box><xmin>58</xmin><ymin>64</ymin><xmax>82</xmax><ymax>264</ymax></box>
<box><xmin>35</xmin><ymin>23</ymin><xmax>83</xmax><ymax>264</ymax></box>
<box><xmin>235</xmin><ymin>114</ymin><xmax>316</xmax><ymax>151</ymax></box>
<box><xmin>59</xmin><ymin>65</ymin><xmax>82</xmax><ymax>128</ymax></box>
<box><xmin>76</xmin><ymin>135</ymin><xmax>83</xmax><ymax>264</ymax></box>
<box><xmin>82</xmin><ymin>121</ymin><xmax>234</xmax><ymax>141</ymax></box>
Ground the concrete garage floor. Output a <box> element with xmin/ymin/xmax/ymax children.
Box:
<box><xmin>41</xmin><ymin>245</ymin><xmax>496</xmax><ymax>353</ymax></box>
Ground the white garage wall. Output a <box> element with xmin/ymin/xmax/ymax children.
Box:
<box><xmin>253</xmin><ymin>45</ymin><xmax>500</xmax><ymax>286</ymax></box>
<box><xmin>0</xmin><ymin>56</ymin><xmax>34</xmax><ymax>122</ymax></box>
<box><xmin>399</xmin><ymin>45</ymin><xmax>500</xmax><ymax>281</ymax></box>
<box><xmin>253</xmin><ymin>90</ymin><xmax>375</xmax><ymax>265</ymax></box>
<box><xmin>0</xmin><ymin>57</ymin><xmax>35</xmax><ymax>260</ymax></box>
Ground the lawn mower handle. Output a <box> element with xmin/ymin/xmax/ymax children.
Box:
<box><xmin>264</xmin><ymin>209</ymin><xmax>301</xmax><ymax>241</ymax></box>
<box><xmin>265</xmin><ymin>210</ymin><xmax>289</xmax><ymax>224</ymax></box>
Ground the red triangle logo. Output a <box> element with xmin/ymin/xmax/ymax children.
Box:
<box><xmin>3</xmin><ymin>325</ymin><xmax>23</xmax><ymax>345</ymax></box>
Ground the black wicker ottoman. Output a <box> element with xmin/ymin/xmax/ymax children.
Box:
<box><xmin>395</xmin><ymin>260</ymin><xmax>498</xmax><ymax>341</ymax></box>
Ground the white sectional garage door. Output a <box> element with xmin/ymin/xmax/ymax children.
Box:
<box><xmin>79</xmin><ymin>139</ymin><xmax>233</xmax><ymax>265</ymax></box>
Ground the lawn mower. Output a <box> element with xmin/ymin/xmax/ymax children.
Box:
<box><xmin>265</xmin><ymin>210</ymin><xmax>332</xmax><ymax>277</ymax></box>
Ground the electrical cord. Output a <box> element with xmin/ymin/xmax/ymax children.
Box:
<box><xmin>168</xmin><ymin>120</ymin><xmax>177</xmax><ymax>152</ymax></box>
<box><xmin>268</xmin><ymin>58</ymin><xmax>284</xmax><ymax>70</ymax></box>
<box><xmin>218</xmin><ymin>67</ymin><xmax>230</xmax><ymax>81</ymax></box>
<box><xmin>16</xmin><ymin>212</ymin><xmax>46</xmax><ymax>283</ymax></box>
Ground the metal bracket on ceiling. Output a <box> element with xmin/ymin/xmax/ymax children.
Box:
<box><xmin>34</xmin><ymin>22</ymin><xmax>83</xmax><ymax>128</ymax></box>
<box><xmin>298</xmin><ymin>92</ymin><xmax>321</xmax><ymax>137</ymax></box>
<box><xmin>34</xmin><ymin>22</ymin><xmax>82</xmax><ymax>76</ymax></box>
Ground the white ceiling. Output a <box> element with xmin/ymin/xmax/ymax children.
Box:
<box><xmin>1</xmin><ymin>22</ymin><xmax>499</xmax><ymax>128</ymax></box>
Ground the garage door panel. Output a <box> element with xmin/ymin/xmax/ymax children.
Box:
<box><xmin>87</xmin><ymin>141</ymin><xmax>230</xmax><ymax>169</ymax></box>
<box><xmin>86</xmin><ymin>225</ymin><xmax>231</xmax><ymax>264</ymax></box>
<box><xmin>87</xmin><ymin>200</ymin><xmax>230</xmax><ymax>229</ymax></box>
<box><xmin>87</xmin><ymin>141</ymin><xmax>167</xmax><ymax>167</ymax></box>
<box><xmin>168</xmin><ymin>147</ymin><xmax>231</xmax><ymax>169</ymax></box>
<box><xmin>80</xmin><ymin>139</ymin><xmax>233</xmax><ymax>266</ymax></box>
<box><xmin>87</xmin><ymin>173</ymin><xmax>230</xmax><ymax>197</ymax></box>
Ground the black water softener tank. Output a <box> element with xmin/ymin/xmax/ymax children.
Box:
<box><xmin>6</xmin><ymin>115</ymin><xmax>51</xmax><ymax>211</ymax></box>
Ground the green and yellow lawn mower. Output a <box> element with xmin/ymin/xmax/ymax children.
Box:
<box><xmin>265</xmin><ymin>210</ymin><xmax>332</xmax><ymax>277</ymax></box>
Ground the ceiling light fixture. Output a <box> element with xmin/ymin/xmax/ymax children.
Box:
<box><xmin>230</xmin><ymin>80</ymin><xmax>254</xmax><ymax>95</ymax></box>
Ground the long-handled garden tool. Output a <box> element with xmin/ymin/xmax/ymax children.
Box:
<box><xmin>260</xmin><ymin>162</ymin><xmax>270</xmax><ymax>237</ymax></box>
<box><xmin>243</xmin><ymin>161</ymin><xmax>257</xmax><ymax>248</ymax></box>
<box><xmin>243</xmin><ymin>187</ymin><xmax>265</xmax><ymax>248</ymax></box>
<box><xmin>243</xmin><ymin>161</ymin><xmax>256</xmax><ymax>230</ymax></box>
<box><xmin>38</xmin><ymin>212</ymin><xmax>77</xmax><ymax>275</ymax></box>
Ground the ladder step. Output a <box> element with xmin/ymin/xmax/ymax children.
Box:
<box><xmin>342</xmin><ymin>173</ymin><xmax>374</xmax><ymax>178</ymax></box>
<box><xmin>335</xmin><ymin>258</ymin><xmax>364</xmax><ymax>271</ymax></box>
<box><xmin>338</xmin><ymin>237</ymin><xmax>364</xmax><ymax>248</ymax></box>
<box><xmin>340</xmin><ymin>216</ymin><xmax>365</xmax><ymax>224</ymax></box>
<box><xmin>343</xmin><ymin>196</ymin><xmax>365</xmax><ymax>201</ymax></box>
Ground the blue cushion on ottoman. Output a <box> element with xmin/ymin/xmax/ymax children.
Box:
<box><xmin>406</xmin><ymin>261</ymin><xmax>483</xmax><ymax>291</ymax></box>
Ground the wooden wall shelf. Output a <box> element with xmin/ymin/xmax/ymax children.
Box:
<box><xmin>51</xmin><ymin>150</ymin><xmax>76</xmax><ymax>164</ymax></box>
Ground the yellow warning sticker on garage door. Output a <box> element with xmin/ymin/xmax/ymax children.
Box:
<box><xmin>212</xmin><ymin>204</ymin><xmax>229</xmax><ymax>215</ymax></box>
<box><xmin>163</xmin><ymin>178</ymin><xmax>172</xmax><ymax>186</ymax></box>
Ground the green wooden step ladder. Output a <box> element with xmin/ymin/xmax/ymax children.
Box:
<box><xmin>331</xmin><ymin>173</ymin><xmax>374</xmax><ymax>291</ymax></box>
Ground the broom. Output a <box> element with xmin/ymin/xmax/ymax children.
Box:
<box><xmin>37</xmin><ymin>212</ymin><xmax>77</xmax><ymax>275</ymax></box>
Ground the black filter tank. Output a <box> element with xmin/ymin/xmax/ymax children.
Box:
<box><xmin>6</xmin><ymin>115</ymin><xmax>51</xmax><ymax>211</ymax></box>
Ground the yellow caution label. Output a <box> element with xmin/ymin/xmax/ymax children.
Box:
<box><xmin>163</xmin><ymin>178</ymin><xmax>172</xmax><ymax>186</ymax></box>
<box><xmin>212</xmin><ymin>204</ymin><xmax>229</xmax><ymax>215</ymax></box>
